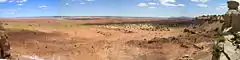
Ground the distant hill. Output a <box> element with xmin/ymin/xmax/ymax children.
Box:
<box><xmin>0</xmin><ymin>16</ymin><xmax>194</xmax><ymax>21</ymax></box>
<box><xmin>167</xmin><ymin>16</ymin><xmax>193</xmax><ymax>20</ymax></box>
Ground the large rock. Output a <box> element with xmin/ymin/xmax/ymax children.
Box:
<box><xmin>218</xmin><ymin>35</ymin><xmax>240</xmax><ymax>60</ymax></box>
<box><xmin>0</xmin><ymin>23</ymin><xmax>11</xmax><ymax>59</ymax></box>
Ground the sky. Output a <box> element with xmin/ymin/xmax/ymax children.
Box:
<box><xmin>0</xmin><ymin>0</ymin><xmax>234</xmax><ymax>17</ymax></box>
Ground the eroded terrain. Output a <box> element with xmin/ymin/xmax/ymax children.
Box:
<box><xmin>0</xmin><ymin>18</ymin><xmax>212</xmax><ymax>60</ymax></box>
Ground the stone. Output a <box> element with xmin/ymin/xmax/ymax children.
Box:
<box><xmin>0</xmin><ymin>24</ymin><xmax>11</xmax><ymax>59</ymax></box>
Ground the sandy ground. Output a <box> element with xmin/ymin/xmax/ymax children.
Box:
<box><xmin>0</xmin><ymin>18</ymin><xmax>209</xmax><ymax>60</ymax></box>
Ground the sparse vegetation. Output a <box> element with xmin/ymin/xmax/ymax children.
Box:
<box><xmin>97</xmin><ymin>23</ymin><xmax>177</xmax><ymax>31</ymax></box>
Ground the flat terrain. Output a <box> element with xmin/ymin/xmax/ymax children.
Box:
<box><xmin>0</xmin><ymin>18</ymin><xmax>210</xmax><ymax>60</ymax></box>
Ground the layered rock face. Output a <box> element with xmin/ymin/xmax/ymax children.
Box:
<box><xmin>0</xmin><ymin>23</ymin><xmax>11</xmax><ymax>59</ymax></box>
<box><xmin>211</xmin><ymin>1</ymin><xmax>240</xmax><ymax>60</ymax></box>
<box><xmin>195</xmin><ymin>0</ymin><xmax>240</xmax><ymax>60</ymax></box>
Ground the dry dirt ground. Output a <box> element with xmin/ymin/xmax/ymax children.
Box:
<box><xmin>0</xmin><ymin>18</ymin><xmax>211</xmax><ymax>60</ymax></box>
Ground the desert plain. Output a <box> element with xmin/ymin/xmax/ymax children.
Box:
<box><xmin>0</xmin><ymin>17</ymin><xmax>213</xmax><ymax>60</ymax></box>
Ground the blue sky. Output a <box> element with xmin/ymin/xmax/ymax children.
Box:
<box><xmin>0</xmin><ymin>0</ymin><xmax>232</xmax><ymax>17</ymax></box>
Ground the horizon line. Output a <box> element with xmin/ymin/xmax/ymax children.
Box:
<box><xmin>0</xmin><ymin>15</ymin><xmax>195</xmax><ymax>18</ymax></box>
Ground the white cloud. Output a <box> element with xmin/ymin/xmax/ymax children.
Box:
<box><xmin>7</xmin><ymin>12</ymin><xmax>15</xmax><ymax>15</ymax></box>
<box><xmin>197</xmin><ymin>4</ymin><xmax>208</xmax><ymax>7</ymax></box>
<box><xmin>39</xmin><ymin>5</ymin><xmax>48</xmax><ymax>8</ymax></box>
<box><xmin>216</xmin><ymin>3</ymin><xmax>227</xmax><ymax>10</ymax></box>
<box><xmin>0</xmin><ymin>0</ymin><xmax>7</xmax><ymax>3</ymax></box>
<box><xmin>17</xmin><ymin>3</ymin><xmax>23</xmax><ymax>6</ymax></box>
<box><xmin>16</xmin><ymin>0</ymin><xmax>27</xmax><ymax>3</ymax></box>
<box><xmin>0</xmin><ymin>0</ymin><xmax>28</xmax><ymax>3</ymax></box>
<box><xmin>137</xmin><ymin>3</ymin><xmax>148</xmax><ymax>7</ymax></box>
<box><xmin>80</xmin><ymin>2</ymin><xmax>85</xmax><ymax>4</ymax></box>
<box><xmin>220</xmin><ymin>3</ymin><xmax>226</xmax><ymax>5</ymax></box>
<box><xmin>148</xmin><ymin>6</ymin><xmax>156</xmax><ymax>8</ymax></box>
<box><xmin>190</xmin><ymin>0</ymin><xmax>208</xmax><ymax>3</ymax></box>
<box><xmin>9</xmin><ymin>0</ymin><xmax>13</xmax><ymax>2</ymax></box>
<box><xmin>148</xmin><ymin>2</ymin><xmax>157</xmax><ymax>5</ymax></box>
<box><xmin>86</xmin><ymin>0</ymin><xmax>94</xmax><ymax>2</ymax></box>
<box><xmin>159</xmin><ymin>0</ymin><xmax>185</xmax><ymax>7</ymax></box>
<box><xmin>65</xmin><ymin>3</ymin><xmax>69</xmax><ymax>6</ymax></box>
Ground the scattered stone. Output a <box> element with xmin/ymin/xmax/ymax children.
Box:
<box><xmin>4</xmin><ymin>23</ymin><xmax>8</xmax><ymax>25</ymax></box>
<box><xmin>33</xmin><ymin>32</ymin><xmax>37</xmax><ymax>35</ymax></box>
<box><xmin>28</xmin><ymin>24</ymin><xmax>33</xmax><ymax>26</ymax></box>
<box><xmin>147</xmin><ymin>40</ymin><xmax>157</xmax><ymax>44</ymax></box>
<box><xmin>74</xmin><ymin>45</ymin><xmax>77</xmax><ymax>47</ymax></box>
<box><xmin>183</xmin><ymin>28</ymin><xmax>196</xmax><ymax>34</ymax></box>
<box><xmin>193</xmin><ymin>44</ymin><xmax>204</xmax><ymax>50</ymax></box>
<box><xmin>180</xmin><ymin>44</ymin><xmax>190</xmax><ymax>48</ymax></box>
<box><xmin>168</xmin><ymin>37</ymin><xmax>177</xmax><ymax>40</ymax></box>
<box><xmin>97</xmin><ymin>31</ymin><xmax>112</xmax><ymax>36</ymax></box>
<box><xmin>179</xmin><ymin>54</ymin><xmax>194</xmax><ymax>60</ymax></box>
